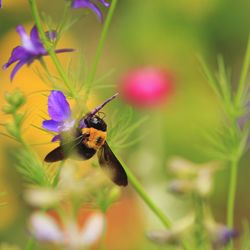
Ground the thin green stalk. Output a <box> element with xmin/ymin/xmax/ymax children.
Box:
<box><xmin>235</xmin><ymin>35</ymin><xmax>250</xmax><ymax>106</ymax></box>
<box><xmin>84</xmin><ymin>0</ymin><xmax>118</xmax><ymax>102</ymax></box>
<box><xmin>28</xmin><ymin>0</ymin><xmax>77</xmax><ymax>98</ymax></box>
<box><xmin>227</xmin><ymin>158</ymin><xmax>239</xmax><ymax>250</ymax></box>
<box><xmin>111</xmin><ymin>148</ymin><xmax>172</xmax><ymax>228</ymax></box>
<box><xmin>24</xmin><ymin>239</ymin><xmax>36</xmax><ymax>250</ymax></box>
<box><xmin>111</xmin><ymin>148</ymin><xmax>193</xmax><ymax>250</ymax></box>
<box><xmin>193</xmin><ymin>194</ymin><xmax>207</xmax><ymax>250</ymax></box>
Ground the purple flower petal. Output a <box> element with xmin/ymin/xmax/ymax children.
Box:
<box><xmin>85</xmin><ymin>2</ymin><xmax>103</xmax><ymax>21</ymax></box>
<box><xmin>0</xmin><ymin>0</ymin><xmax>2</xmax><ymax>8</ymax></box>
<box><xmin>72</xmin><ymin>0</ymin><xmax>89</xmax><ymax>8</ymax></box>
<box><xmin>10</xmin><ymin>60</ymin><xmax>27</xmax><ymax>81</ymax></box>
<box><xmin>99</xmin><ymin>0</ymin><xmax>110</xmax><ymax>7</ymax></box>
<box><xmin>72</xmin><ymin>0</ymin><xmax>109</xmax><ymax>21</ymax></box>
<box><xmin>30</xmin><ymin>26</ymin><xmax>45</xmax><ymax>54</ymax></box>
<box><xmin>16</xmin><ymin>25</ymin><xmax>37</xmax><ymax>53</ymax></box>
<box><xmin>55</xmin><ymin>48</ymin><xmax>75</xmax><ymax>54</ymax></box>
<box><xmin>51</xmin><ymin>134</ymin><xmax>61</xmax><ymax>142</ymax></box>
<box><xmin>42</xmin><ymin>120</ymin><xmax>60</xmax><ymax>132</ymax></box>
<box><xmin>2</xmin><ymin>46</ymin><xmax>27</xmax><ymax>69</ymax></box>
<box><xmin>217</xmin><ymin>228</ymin><xmax>238</xmax><ymax>246</ymax></box>
<box><xmin>30</xmin><ymin>26</ymin><xmax>40</xmax><ymax>43</ymax></box>
<box><xmin>48</xmin><ymin>91</ymin><xmax>71</xmax><ymax>122</ymax></box>
<box><xmin>79</xmin><ymin>119</ymin><xmax>87</xmax><ymax>129</ymax></box>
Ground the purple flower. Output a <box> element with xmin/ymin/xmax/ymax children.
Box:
<box><xmin>71</xmin><ymin>0</ymin><xmax>110</xmax><ymax>21</ymax></box>
<box><xmin>208</xmin><ymin>223</ymin><xmax>238</xmax><ymax>249</ymax></box>
<box><xmin>42</xmin><ymin>91</ymin><xmax>75</xmax><ymax>142</ymax></box>
<box><xmin>215</xmin><ymin>227</ymin><xmax>238</xmax><ymax>246</ymax></box>
<box><xmin>3</xmin><ymin>25</ymin><xmax>74</xmax><ymax>81</ymax></box>
<box><xmin>0</xmin><ymin>0</ymin><xmax>2</xmax><ymax>8</ymax></box>
<box><xmin>45</xmin><ymin>30</ymin><xmax>57</xmax><ymax>42</ymax></box>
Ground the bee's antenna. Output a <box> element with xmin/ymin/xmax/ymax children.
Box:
<box><xmin>90</xmin><ymin>93</ymin><xmax>119</xmax><ymax>116</ymax></box>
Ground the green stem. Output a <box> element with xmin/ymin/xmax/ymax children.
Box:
<box><xmin>84</xmin><ymin>0</ymin><xmax>118</xmax><ymax>102</ymax></box>
<box><xmin>193</xmin><ymin>194</ymin><xmax>207</xmax><ymax>250</ymax></box>
<box><xmin>110</xmin><ymin>149</ymin><xmax>195</xmax><ymax>250</ymax></box>
<box><xmin>24</xmin><ymin>238</ymin><xmax>36</xmax><ymax>250</ymax></box>
<box><xmin>111</xmin><ymin>148</ymin><xmax>172</xmax><ymax>228</ymax></box>
<box><xmin>28</xmin><ymin>0</ymin><xmax>76</xmax><ymax>98</ymax></box>
<box><xmin>235</xmin><ymin>35</ymin><xmax>250</xmax><ymax>106</ymax></box>
<box><xmin>226</xmin><ymin>158</ymin><xmax>239</xmax><ymax>250</ymax></box>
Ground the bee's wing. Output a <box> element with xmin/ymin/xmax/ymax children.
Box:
<box><xmin>44</xmin><ymin>146</ymin><xmax>65</xmax><ymax>162</ymax></box>
<box><xmin>44</xmin><ymin>134</ymin><xmax>84</xmax><ymax>162</ymax></box>
<box><xmin>97</xmin><ymin>142</ymin><xmax>128</xmax><ymax>186</ymax></box>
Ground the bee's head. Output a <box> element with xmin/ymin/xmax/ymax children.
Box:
<box><xmin>85</xmin><ymin>115</ymin><xmax>107</xmax><ymax>131</ymax></box>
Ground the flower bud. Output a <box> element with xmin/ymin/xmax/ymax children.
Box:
<box><xmin>45</xmin><ymin>30</ymin><xmax>57</xmax><ymax>43</ymax></box>
<box><xmin>2</xmin><ymin>104</ymin><xmax>14</xmax><ymax>114</ymax></box>
<box><xmin>206</xmin><ymin>221</ymin><xmax>238</xmax><ymax>248</ymax></box>
<box><xmin>168</xmin><ymin>180</ymin><xmax>194</xmax><ymax>195</ymax></box>
<box><xmin>24</xmin><ymin>188</ymin><xmax>63</xmax><ymax>208</ymax></box>
<box><xmin>147</xmin><ymin>230</ymin><xmax>178</xmax><ymax>245</ymax></box>
<box><xmin>167</xmin><ymin>157</ymin><xmax>197</xmax><ymax>178</ymax></box>
<box><xmin>195</xmin><ymin>168</ymin><xmax>213</xmax><ymax>197</ymax></box>
<box><xmin>5</xmin><ymin>90</ymin><xmax>26</xmax><ymax>109</ymax></box>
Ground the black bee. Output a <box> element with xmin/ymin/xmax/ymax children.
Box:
<box><xmin>44</xmin><ymin>94</ymin><xmax>128</xmax><ymax>186</ymax></box>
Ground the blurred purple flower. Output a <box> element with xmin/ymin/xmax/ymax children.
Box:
<box><xmin>42</xmin><ymin>90</ymin><xmax>75</xmax><ymax>142</ymax></box>
<box><xmin>0</xmin><ymin>0</ymin><xmax>2</xmax><ymax>8</ymax></box>
<box><xmin>215</xmin><ymin>226</ymin><xmax>238</xmax><ymax>246</ymax></box>
<box><xmin>3</xmin><ymin>25</ymin><xmax>74</xmax><ymax>81</ymax></box>
<box><xmin>71</xmin><ymin>0</ymin><xmax>110</xmax><ymax>21</ymax></box>
<box><xmin>208</xmin><ymin>223</ymin><xmax>238</xmax><ymax>249</ymax></box>
<box><xmin>45</xmin><ymin>30</ymin><xmax>57</xmax><ymax>42</ymax></box>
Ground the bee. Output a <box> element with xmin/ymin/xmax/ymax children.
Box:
<box><xmin>44</xmin><ymin>94</ymin><xmax>128</xmax><ymax>186</ymax></box>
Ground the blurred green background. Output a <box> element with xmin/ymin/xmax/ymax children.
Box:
<box><xmin>0</xmin><ymin>0</ymin><xmax>250</xmax><ymax>249</ymax></box>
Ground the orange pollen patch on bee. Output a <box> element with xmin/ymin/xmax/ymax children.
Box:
<box><xmin>81</xmin><ymin>127</ymin><xmax>107</xmax><ymax>150</ymax></box>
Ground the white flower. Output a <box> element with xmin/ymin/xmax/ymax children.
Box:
<box><xmin>30</xmin><ymin>212</ymin><xmax>105</xmax><ymax>249</ymax></box>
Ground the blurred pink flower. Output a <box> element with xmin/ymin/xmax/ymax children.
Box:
<box><xmin>119</xmin><ymin>67</ymin><xmax>173</xmax><ymax>108</ymax></box>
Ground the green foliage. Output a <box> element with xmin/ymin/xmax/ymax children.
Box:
<box><xmin>2</xmin><ymin>90</ymin><xmax>26</xmax><ymax>142</ymax></box>
<box><xmin>2</xmin><ymin>90</ymin><xmax>51</xmax><ymax>187</ymax></box>
<box><xmin>199</xmin><ymin>37</ymin><xmax>250</xmax><ymax>161</ymax></box>
<box><xmin>108</xmin><ymin>106</ymin><xmax>148</xmax><ymax>149</ymax></box>
<box><xmin>13</xmin><ymin>149</ymin><xmax>51</xmax><ymax>187</ymax></box>
<box><xmin>199</xmin><ymin>36</ymin><xmax>250</xmax><ymax>249</ymax></box>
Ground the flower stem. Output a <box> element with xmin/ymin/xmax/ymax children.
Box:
<box><xmin>111</xmin><ymin>148</ymin><xmax>172</xmax><ymax>228</ymax></box>
<box><xmin>28</xmin><ymin>0</ymin><xmax>77</xmax><ymax>98</ymax></box>
<box><xmin>193</xmin><ymin>194</ymin><xmax>207</xmax><ymax>250</ymax></box>
<box><xmin>226</xmin><ymin>158</ymin><xmax>239</xmax><ymax>250</ymax></box>
<box><xmin>112</xmin><ymin>150</ymin><xmax>193</xmax><ymax>250</ymax></box>
<box><xmin>84</xmin><ymin>0</ymin><xmax>118</xmax><ymax>102</ymax></box>
<box><xmin>24</xmin><ymin>238</ymin><xmax>36</xmax><ymax>250</ymax></box>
